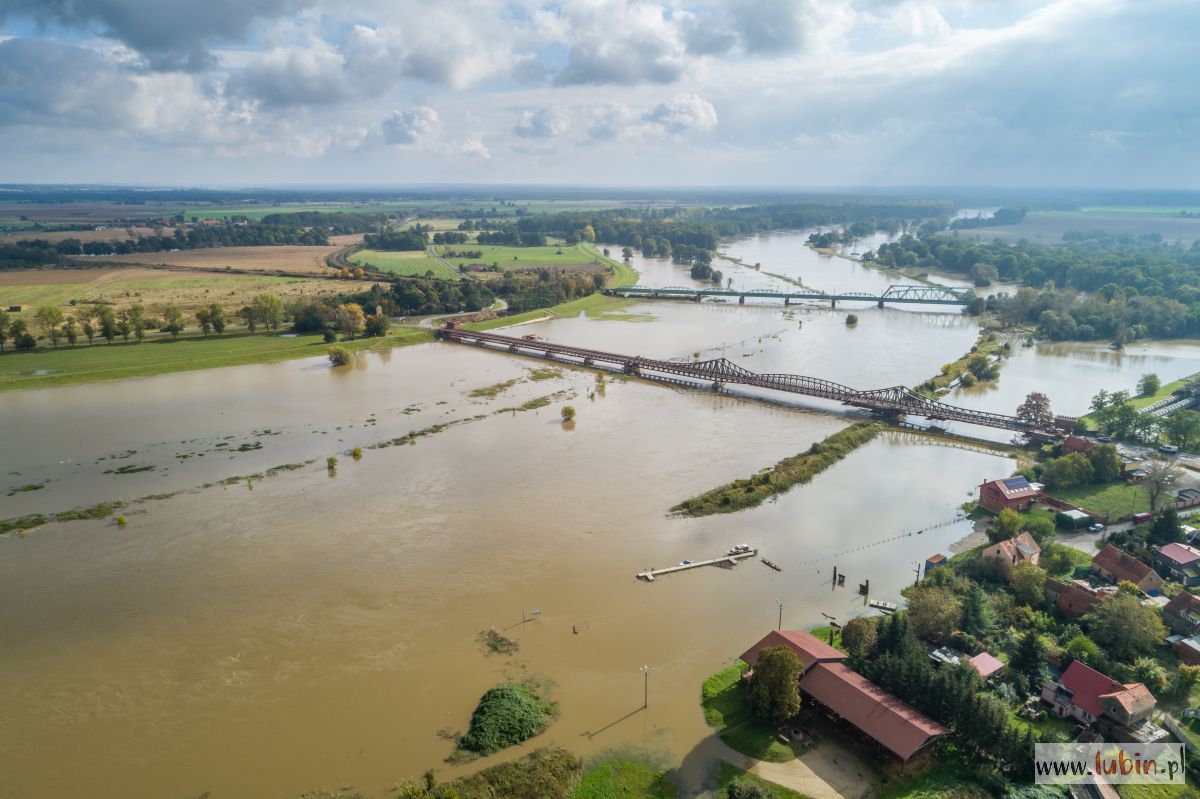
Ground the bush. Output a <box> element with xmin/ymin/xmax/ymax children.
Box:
<box><xmin>323</xmin><ymin>328</ymin><xmax>337</xmax><ymax>343</ymax></box>
<box><xmin>326</xmin><ymin>455</ymin><xmax>338</xmax><ymax>470</ymax></box>
<box><xmin>328</xmin><ymin>346</ymin><xmax>352</xmax><ymax>366</ymax></box>
<box><xmin>458</xmin><ymin>683</ymin><xmax>556</xmax><ymax>755</ymax></box>
<box><xmin>561</xmin><ymin>405</ymin><xmax>576</xmax><ymax>422</ymax></box>
<box><xmin>845</xmin><ymin>313</ymin><xmax>858</xmax><ymax>325</ymax></box>
<box><xmin>726</xmin><ymin>777</ymin><xmax>773</xmax><ymax>799</ymax></box>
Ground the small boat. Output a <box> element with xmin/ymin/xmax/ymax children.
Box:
<box><xmin>761</xmin><ymin>558</ymin><xmax>782</xmax><ymax>572</ymax></box>
<box><xmin>726</xmin><ymin>544</ymin><xmax>753</xmax><ymax>556</ymax></box>
<box><xmin>869</xmin><ymin>599</ymin><xmax>898</xmax><ymax>612</ymax></box>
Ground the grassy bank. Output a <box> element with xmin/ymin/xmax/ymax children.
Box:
<box><xmin>672</xmin><ymin>422</ymin><xmax>881</xmax><ymax>517</ymax></box>
<box><xmin>915</xmin><ymin>330</ymin><xmax>1007</xmax><ymax>396</ymax></box>
<box><xmin>568</xmin><ymin>754</ymin><xmax>677</xmax><ymax>799</ymax></box>
<box><xmin>0</xmin><ymin>327</ymin><xmax>432</xmax><ymax>391</ymax></box>
<box><xmin>702</xmin><ymin>663</ymin><xmax>796</xmax><ymax>763</ymax></box>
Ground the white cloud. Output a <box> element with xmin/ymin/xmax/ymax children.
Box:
<box><xmin>459</xmin><ymin>137</ymin><xmax>491</xmax><ymax>159</ymax></box>
<box><xmin>514</xmin><ymin>106</ymin><xmax>571</xmax><ymax>138</ymax></box>
<box><xmin>381</xmin><ymin>106</ymin><xmax>440</xmax><ymax>145</ymax></box>
<box><xmin>644</xmin><ymin>93</ymin><xmax>718</xmax><ymax>135</ymax></box>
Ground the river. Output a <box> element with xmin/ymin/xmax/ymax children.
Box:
<box><xmin>1</xmin><ymin>230</ymin><xmax>1197</xmax><ymax>798</ymax></box>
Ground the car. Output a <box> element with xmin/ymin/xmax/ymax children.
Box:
<box><xmin>1088</xmin><ymin>523</ymin><xmax>1106</xmax><ymax>533</ymax></box>
<box><xmin>1097</xmin><ymin>436</ymin><xmax>1113</xmax><ymax>442</ymax></box>
<box><xmin>1161</xmin><ymin>444</ymin><xmax>1180</xmax><ymax>455</ymax></box>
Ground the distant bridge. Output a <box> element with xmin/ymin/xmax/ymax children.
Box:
<box><xmin>437</xmin><ymin>327</ymin><xmax>1071</xmax><ymax>434</ymax></box>
<box><xmin>605</xmin><ymin>284</ymin><xmax>975</xmax><ymax>308</ymax></box>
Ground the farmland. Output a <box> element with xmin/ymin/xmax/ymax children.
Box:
<box><xmin>350</xmin><ymin>249</ymin><xmax>459</xmax><ymax>279</ymax></box>
<box><xmin>436</xmin><ymin>242</ymin><xmax>603</xmax><ymax>270</ymax></box>
<box><xmin>0</xmin><ymin>268</ymin><xmax>344</xmax><ymax>319</ymax></box>
<box><xmin>77</xmin><ymin>245</ymin><xmax>343</xmax><ymax>274</ymax></box>
<box><xmin>0</xmin><ymin>227</ymin><xmax>158</xmax><ymax>244</ymax></box>
<box><xmin>957</xmin><ymin>210</ymin><xmax>1200</xmax><ymax>244</ymax></box>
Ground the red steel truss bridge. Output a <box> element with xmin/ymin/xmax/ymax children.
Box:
<box><xmin>437</xmin><ymin>327</ymin><xmax>1071</xmax><ymax>434</ymax></box>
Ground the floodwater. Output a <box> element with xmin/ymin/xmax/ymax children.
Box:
<box><xmin>2</xmin><ymin>230</ymin><xmax>1199</xmax><ymax>799</ymax></box>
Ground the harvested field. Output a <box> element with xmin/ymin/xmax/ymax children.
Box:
<box><xmin>0</xmin><ymin>227</ymin><xmax>158</xmax><ymax>244</ymax></box>
<box><xmin>328</xmin><ymin>233</ymin><xmax>365</xmax><ymax>246</ymax></box>
<box><xmin>76</xmin><ymin>245</ymin><xmax>342</xmax><ymax>274</ymax></box>
<box><xmin>0</xmin><ymin>267</ymin><xmax>349</xmax><ymax>320</ymax></box>
<box><xmin>959</xmin><ymin>211</ymin><xmax>1200</xmax><ymax>244</ymax></box>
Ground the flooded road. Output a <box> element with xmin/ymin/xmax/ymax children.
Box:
<box><xmin>2</xmin><ymin>229</ymin><xmax>1199</xmax><ymax>798</ymax></box>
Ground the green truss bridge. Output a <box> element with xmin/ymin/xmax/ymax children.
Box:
<box><xmin>605</xmin><ymin>284</ymin><xmax>975</xmax><ymax>308</ymax></box>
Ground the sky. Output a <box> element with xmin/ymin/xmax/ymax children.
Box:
<box><xmin>0</xmin><ymin>0</ymin><xmax>1196</xmax><ymax>188</ymax></box>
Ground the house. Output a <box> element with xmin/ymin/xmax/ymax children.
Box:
<box><xmin>1041</xmin><ymin>661</ymin><xmax>1166</xmax><ymax>743</ymax></box>
<box><xmin>799</xmin><ymin>661</ymin><xmax>950</xmax><ymax>762</ymax></box>
<box><xmin>1091</xmin><ymin>545</ymin><xmax>1164</xmax><ymax>596</ymax></box>
<box><xmin>1154</xmin><ymin>543</ymin><xmax>1200</xmax><ymax>586</ymax></box>
<box><xmin>1163</xmin><ymin>591</ymin><xmax>1200</xmax><ymax>636</ymax></box>
<box><xmin>925</xmin><ymin>553</ymin><xmax>948</xmax><ymax>572</ymax></box>
<box><xmin>1063</xmin><ymin>435</ymin><xmax>1097</xmax><ymax>455</ymax></box>
<box><xmin>1044</xmin><ymin>579</ymin><xmax>1103</xmax><ymax>619</ymax></box>
<box><xmin>968</xmin><ymin>652</ymin><xmax>1005</xmax><ymax>680</ymax></box>
<box><xmin>740</xmin><ymin>631</ymin><xmax>950</xmax><ymax>763</ymax></box>
<box><xmin>739</xmin><ymin>630</ymin><xmax>846</xmax><ymax>671</ymax></box>
<box><xmin>1172</xmin><ymin>635</ymin><xmax>1200</xmax><ymax>665</ymax></box>
<box><xmin>979</xmin><ymin>476</ymin><xmax>1041</xmax><ymax>514</ymax></box>
<box><xmin>981</xmin><ymin>532</ymin><xmax>1041</xmax><ymax>579</ymax></box>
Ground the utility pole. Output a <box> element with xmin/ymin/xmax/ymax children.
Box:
<box><xmin>640</xmin><ymin>665</ymin><xmax>655</xmax><ymax>709</ymax></box>
<box><xmin>776</xmin><ymin>599</ymin><xmax>784</xmax><ymax>631</ymax></box>
<box><xmin>912</xmin><ymin>561</ymin><xmax>922</xmax><ymax>587</ymax></box>
<box><xmin>821</xmin><ymin>612</ymin><xmax>838</xmax><ymax>646</ymax></box>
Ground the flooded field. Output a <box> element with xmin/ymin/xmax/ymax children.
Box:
<box><xmin>3</xmin><ymin>229</ymin><xmax>1200</xmax><ymax>798</ymax></box>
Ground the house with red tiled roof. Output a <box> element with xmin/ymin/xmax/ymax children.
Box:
<box><xmin>978</xmin><ymin>476</ymin><xmax>1040</xmax><ymax>514</ymax></box>
<box><xmin>1092</xmin><ymin>545</ymin><xmax>1163</xmax><ymax>596</ymax></box>
<box><xmin>1041</xmin><ymin>661</ymin><xmax>1167</xmax><ymax>744</ymax></box>
<box><xmin>1155</xmin><ymin>543</ymin><xmax>1200</xmax><ymax>587</ymax></box>
<box><xmin>739</xmin><ymin>631</ymin><xmax>949</xmax><ymax>762</ymax></box>
<box><xmin>981</xmin><ymin>532</ymin><xmax>1041</xmax><ymax>579</ymax></box>
<box><xmin>1063</xmin><ymin>435</ymin><xmax>1097</xmax><ymax>455</ymax></box>
<box><xmin>739</xmin><ymin>630</ymin><xmax>846</xmax><ymax>671</ymax></box>
<box><xmin>1044</xmin><ymin>579</ymin><xmax>1103</xmax><ymax>619</ymax></box>
<box><xmin>968</xmin><ymin>652</ymin><xmax>1004</xmax><ymax>680</ymax></box>
<box><xmin>1164</xmin><ymin>591</ymin><xmax>1200</xmax><ymax>636</ymax></box>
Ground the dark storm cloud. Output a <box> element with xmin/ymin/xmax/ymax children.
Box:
<box><xmin>0</xmin><ymin>0</ymin><xmax>312</xmax><ymax>70</ymax></box>
<box><xmin>0</xmin><ymin>37</ymin><xmax>134</xmax><ymax>125</ymax></box>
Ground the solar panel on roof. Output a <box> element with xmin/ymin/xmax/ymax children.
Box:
<box><xmin>1002</xmin><ymin>477</ymin><xmax>1030</xmax><ymax>490</ymax></box>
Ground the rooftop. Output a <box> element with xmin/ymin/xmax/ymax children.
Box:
<box><xmin>739</xmin><ymin>630</ymin><xmax>846</xmax><ymax>671</ymax></box>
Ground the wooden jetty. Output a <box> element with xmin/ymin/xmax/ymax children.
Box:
<box><xmin>868</xmin><ymin>599</ymin><xmax>898</xmax><ymax>612</ymax></box>
<box><xmin>761</xmin><ymin>557</ymin><xmax>782</xmax><ymax>572</ymax></box>
<box><xmin>637</xmin><ymin>549</ymin><xmax>758</xmax><ymax>582</ymax></box>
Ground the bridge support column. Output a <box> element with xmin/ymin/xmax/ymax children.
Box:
<box><xmin>694</xmin><ymin>294</ymin><xmax>702</xmax><ymax>302</ymax></box>
<box><xmin>583</xmin><ymin>358</ymin><xmax>594</xmax><ymax>367</ymax></box>
<box><xmin>877</xmin><ymin>300</ymin><xmax>884</xmax><ymax>309</ymax></box>
<box><xmin>623</xmin><ymin>362</ymin><xmax>636</xmax><ymax>375</ymax></box>
<box><xmin>713</xmin><ymin>381</ymin><xmax>723</xmax><ymax>391</ymax></box>
<box><xmin>784</xmin><ymin>297</ymin><xmax>789</xmax><ymax>306</ymax></box>
<box><xmin>738</xmin><ymin>295</ymin><xmax>745</xmax><ymax>305</ymax></box>
<box><xmin>508</xmin><ymin>344</ymin><xmax>518</xmax><ymax>352</ymax></box>
<box><xmin>831</xmin><ymin>299</ymin><xmax>837</xmax><ymax>308</ymax></box>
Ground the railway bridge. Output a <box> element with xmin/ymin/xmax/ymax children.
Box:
<box><xmin>437</xmin><ymin>327</ymin><xmax>1073</xmax><ymax>434</ymax></box>
<box><xmin>605</xmin><ymin>283</ymin><xmax>975</xmax><ymax>308</ymax></box>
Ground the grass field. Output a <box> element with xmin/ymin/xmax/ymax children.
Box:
<box><xmin>0</xmin><ymin>227</ymin><xmax>158</xmax><ymax>244</ymax></box>
<box><xmin>79</xmin><ymin>244</ymin><xmax>342</xmax><ymax>274</ymax></box>
<box><xmin>350</xmin><ymin>249</ymin><xmax>459</xmax><ymax>279</ymax></box>
<box><xmin>0</xmin><ymin>327</ymin><xmax>433</xmax><ymax>391</ymax></box>
<box><xmin>0</xmin><ymin>268</ymin><xmax>339</xmax><ymax>320</ymax></box>
<box><xmin>1080</xmin><ymin>206</ymin><xmax>1200</xmax><ymax>217</ymax></box>
<box><xmin>1046</xmin><ymin>481</ymin><xmax>1150</xmax><ymax>519</ymax></box>
<box><xmin>568</xmin><ymin>755</ymin><xmax>677</xmax><ymax>799</ymax></box>
<box><xmin>701</xmin><ymin>663</ymin><xmax>796</xmax><ymax>763</ymax></box>
<box><xmin>436</xmin><ymin>243</ymin><xmax>601</xmax><ymax>269</ymax></box>
<box><xmin>957</xmin><ymin>211</ymin><xmax>1200</xmax><ymax>244</ymax></box>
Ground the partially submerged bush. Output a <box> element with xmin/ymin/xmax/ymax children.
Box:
<box><xmin>458</xmin><ymin>683</ymin><xmax>556</xmax><ymax>755</ymax></box>
<box><xmin>328</xmin><ymin>346</ymin><xmax>352</xmax><ymax>366</ymax></box>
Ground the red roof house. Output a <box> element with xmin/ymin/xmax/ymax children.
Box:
<box><xmin>968</xmin><ymin>652</ymin><xmax>1005</xmax><ymax>680</ymax></box>
<box><xmin>739</xmin><ymin>630</ymin><xmax>846</xmax><ymax>671</ymax></box>
<box><xmin>1092</xmin><ymin>545</ymin><xmax>1163</xmax><ymax>595</ymax></box>
<box><xmin>979</xmin><ymin>476</ymin><xmax>1040</xmax><ymax>514</ymax></box>
<box><xmin>1042</xmin><ymin>661</ymin><xmax>1156</xmax><ymax>729</ymax></box>
<box><xmin>981</xmin><ymin>532</ymin><xmax>1041</xmax><ymax>579</ymax></box>
<box><xmin>800</xmin><ymin>662</ymin><xmax>950</xmax><ymax>762</ymax></box>
<box><xmin>1163</xmin><ymin>591</ymin><xmax>1200</xmax><ymax>635</ymax></box>
<box><xmin>1044</xmin><ymin>579</ymin><xmax>1103</xmax><ymax>618</ymax></box>
<box><xmin>1063</xmin><ymin>435</ymin><xmax>1097</xmax><ymax>455</ymax></box>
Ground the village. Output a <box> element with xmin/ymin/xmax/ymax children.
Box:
<box><xmin>704</xmin><ymin>431</ymin><xmax>1200</xmax><ymax>798</ymax></box>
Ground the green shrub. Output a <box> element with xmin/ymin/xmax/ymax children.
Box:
<box><xmin>328</xmin><ymin>346</ymin><xmax>352</xmax><ymax>366</ymax></box>
<box><xmin>845</xmin><ymin>313</ymin><xmax>858</xmax><ymax>325</ymax></box>
<box><xmin>458</xmin><ymin>683</ymin><xmax>557</xmax><ymax>755</ymax></box>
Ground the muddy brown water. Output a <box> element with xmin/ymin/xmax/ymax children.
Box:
<box><xmin>2</xmin><ymin>231</ymin><xmax>1199</xmax><ymax>798</ymax></box>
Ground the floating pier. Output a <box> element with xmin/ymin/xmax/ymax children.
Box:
<box><xmin>637</xmin><ymin>549</ymin><xmax>759</xmax><ymax>581</ymax></box>
<box><xmin>868</xmin><ymin>599</ymin><xmax>898</xmax><ymax>612</ymax></box>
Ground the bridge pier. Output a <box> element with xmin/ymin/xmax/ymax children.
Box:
<box><xmin>623</xmin><ymin>362</ymin><xmax>637</xmax><ymax>375</ymax></box>
<box><xmin>738</xmin><ymin>295</ymin><xmax>745</xmax><ymax>305</ymax></box>
<box><xmin>508</xmin><ymin>344</ymin><xmax>518</xmax><ymax>352</ymax></box>
<box><xmin>713</xmin><ymin>381</ymin><xmax>723</xmax><ymax>391</ymax></box>
<box><xmin>784</xmin><ymin>297</ymin><xmax>789</xmax><ymax>306</ymax></box>
<box><xmin>877</xmin><ymin>300</ymin><xmax>885</xmax><ymax>309</ymax></box>
<box><xmin>831</xmin><ymin>299</ymin><xmax>837</xmax><ymax>308</ymax></box>
<box><xmin>583</xmin><ymin>357</ymin><xmax>594</xmax><ymax>367</ymax></box>
<box><xmin>694</xmin><ymin>294</ymin><xmax>702</xmax><ymax>302</ymax></box>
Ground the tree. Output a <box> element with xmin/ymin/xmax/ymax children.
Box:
<box><xmin>1016</xmin><ymin>392</ymin><xmax>1053</xmax><ymax>426</ymax></box>
<box><xmin>840</xmin><ymin>617</ymin><xmax>877</xmax><ymax>656</ymax></box>
<box><xmin>364</xmin><ymin>314</ymin><xmax>389</xmax><ymax>337</ymax></box>
<box><xmin>0</xmin><ymin>309</ymin><xmax>9</xmax><ymax>351</ymax></box>
<box><xmin>238</xmin><ymin>305</ymin><xmax>257</xmax><ymax>332</ymax></box>
<box><xmin>208</xmin><ymin>303</ymin><xmax>226</xmax><ymax>335</ymax></box>
<box><xmin>115</xmin><ymin>308</ymin><xmax>131</xmax><ymax>342</ymax></box>
<box><xmin>1133</xmin><ymin>657</ymin><xmax>1168</xmax><ymax>694</ymax></box>
<box><xmin>252</xmin><ymin>293</ymin><xmax>284</xmax><ymax>331</ymax></box>
<box><xmin>128</xmin><ymin>304</ymin><xmax>146</xmax><ymax>342</ymax></box>
<box><xmin>1138</xmin><ymin>373</ymin><xmax>1162</xmax><ymax>397</ymax></box>
<box><xmin>163</xmin><ymin>304</ymin><xmax>185</xmax><ymax>338</ymax></box>
<box><xmin>1011</xmin><ymin>562</ymin><xmax>1047</xmax><ymax>607</ymax></box>
<box><xmin>1164</xmin><ymin>410</ymin><xmax>1200</xmax><ymax>450</ymax></box>
<box><xmin>905</xmin><ymin>586</ymin><xmax>962</xmax><ymax>644</ymax></box>
<box><xmin>989</xmin><ymin>507</ymin><xmax>1023</xmax><ymax>543</ymax></box>
<box><xmin>1148</xmin><ymin>507</ymin><xmax>1183</xmax><ymax>546</ymax></box>
<box><xmin>1010</xmin><ymin>630</ymin><xmax>1046</xmax><ymax>685</ymax></box>
<box><xmin>35</xmin><ymin>306</ymin><xmax>65</xmax><ymax>347</ymax></box>
<box><xmin>1063</xmin><ymin>634</ymin><xmax>1102</xmax><ymax>667</ymax></box>
<box><xmin>62</xmin><ymin>316</ymin><xmax>78</xmax><ymax>346</ymax></box>
<box><xmin>561</xmin><ymin>405</ymin><xmax>576</xmax><ymax>422</ymax></box>
<box><xmin>81</xmin><ymin>317</ymin><xmax>95</xmax><ymax>345</ymax></box>
<box><xmin>328</xmin><ymin>346</ymin><xmax>352</xmax><ymax>366</ymax></box>
<box><xmin>1041</xmin><ymin>452</ymin><xmax>1094</xmax><ymax>489</ymax></box>
<box><xmin>747</xmin><ymin>645</ymin><xmax>802</xmax><ymax>723</ymax></box>
<box><xmin>1085</xmin><ymin>444</ymin><xmax>1123</xmax><ymax>483</ymax></box>
<box><xmin>621</xmin><ymin>247</ymin><xmax>633</xmax><ymax>261</ymax></box>
<box><xmin>97</xmin><ymin>306</ymin><xmax>117</xmax><ymax>343</ymax></box>
<box><xmin>195</xmin><ymin>308</ymin><xmax>212</xmax><ymax>336</ymax></box>
<box><xmin>1084</xmin><ymin>593</ymin><xmax>1167</xmax><ymax>660</ymax></box>
<box><xmin>961</xmin><ymin>583</ymin><xmax>994</xmax><ymax>638</ymax></box>
<box><xmin>1022</xmin><ymin>514</ymin><xmax>1056</xmax><ymax>546</ymax></box>
<box><xmin>1144</xmin><ymin>457</ymin><xmax>1183</xmax><ymax>511</ymax></box>
<box><xmin>335</xmin><ymin>303</ymin><xmax>365</xmax><ymax>340</ymax></box>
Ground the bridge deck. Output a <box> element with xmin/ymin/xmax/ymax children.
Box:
<box><xmin>437</xmin><ymin>327</ymin><xmax>1069</xmax><ymax>434</ymax></box>
<box><xmin>607</xmin><ymin>283</ymin><xmax>974</xmax><ymax>306</ymax></box>
<box><xmin>636</xmin><ymin>550</ymin><xmax>758</xmax><ymax>581</ymax></box>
